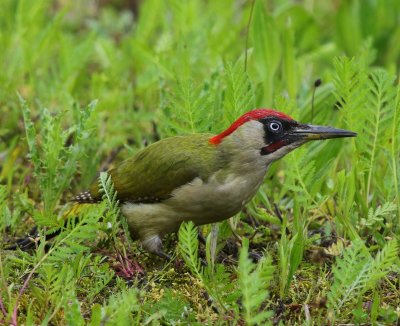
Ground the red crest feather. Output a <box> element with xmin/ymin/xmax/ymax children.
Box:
<box><xmin>209</xmin><ymin>109</ymin><xmax>293</xmax><ymax>145</ymax></box>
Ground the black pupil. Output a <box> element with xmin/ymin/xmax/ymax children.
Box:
<box><xmin>271</xmin><ymin>122</ymin><xmax>280</xmax><ymax>131</ymax></box>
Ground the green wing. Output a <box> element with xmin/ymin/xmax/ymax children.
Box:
<box><xmin>88</xmin><ymin>134</ymin><xmax>220</xmax><ymax>203</ymax></box>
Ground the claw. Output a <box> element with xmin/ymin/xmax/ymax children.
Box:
<box><xmin>154</xmin><ymin>250</ymin><xmax>172</xmax><ymax>261</ymax></box>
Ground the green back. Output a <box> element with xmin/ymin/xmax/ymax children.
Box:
<box><xmin>90</xmin><ymin>134</ymin><xmax>222</xmax><ymax>203</ymax></box>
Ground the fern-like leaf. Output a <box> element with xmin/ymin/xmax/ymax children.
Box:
<box><xmin>163</xmin><ymin>80</ymin><xmax>211</xmax><ymax>135</ymax></box>
<box><xmin>92</xmin><ymin>288</ymin><xmax>139</xmax><ymax>325</ymax></box>
<box><xmin>328</xmin><ymin>239</ymin><xmax>398</xmax><ymax>313</ymax></box>
<box><xmin>238</xmin><ymin>239</ymin><xmax>274</xmax><ymax>325</ymax></box>
<box><xmin>98</xmin><ymin>172</ymin><xmax>127</xmax><ymax>243</ymax></box>
<box><xmin>367</xmin><ymin>239</ymin><xmax>398</xmax><ymax>288</ymax></box>
<box><xmin>328</xmin><ymin>239</ymin><xmax>370</xmax><ymax>311</ymax></box>
<box><xmin>363</xmin><ymin>69</ymin><xmax>396</xmax><ymax>200</ymax></box>
<box><xmin>224</xmin><ymin>61</ymin><xmax>255</xmax><ymax>123</ymax></box>
<box><xmin>178</xmin><ymin>221</ymin><xmax>202</xmax><ymax>279</ymax></box>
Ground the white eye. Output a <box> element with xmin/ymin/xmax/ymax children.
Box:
<box><xmin>269</xmin><ymin>121</ymin><xmax>282</xmax><ymax>132</ymax></box>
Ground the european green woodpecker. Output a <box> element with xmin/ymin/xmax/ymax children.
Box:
<box><xmin>74</xmin><ymin>109</ymin><xmax>356</xmax><ymax>258</ymax></box>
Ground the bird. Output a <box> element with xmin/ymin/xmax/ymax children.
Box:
<box><xmin>71</xmin><ymin>108</ymin><xmax>356</xmax><ymax>259</ymax></box>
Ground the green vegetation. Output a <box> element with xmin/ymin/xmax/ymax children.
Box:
<box><xmin>1</xmin><ymin>0</ymin><xmax>399</xmax><ymax>324</ymax></box>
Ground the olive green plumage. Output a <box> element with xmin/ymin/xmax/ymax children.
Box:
<box><xmin>89</xmin><ymin>134</ymin><xmax>223</xmax><ymax>203</ymax></box>
<box><xmin>15</xmin><ymin>109</ymin><xmax>356</xmax><ymax>258</ymax></box>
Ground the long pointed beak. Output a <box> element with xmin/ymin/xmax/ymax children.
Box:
<box><xmin>293</xmin><ymin>124</ymin><xmax>357</xmax><ymax>140</ymax></box>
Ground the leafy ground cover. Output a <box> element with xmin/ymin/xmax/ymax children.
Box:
<box><xmin>0</xmin><ymin>0</ymin><xmax>399</xmax><ymax>324</ymax></box>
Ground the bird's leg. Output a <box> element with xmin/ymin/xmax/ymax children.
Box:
<box><xmin>141</xmin><ymin>235</ymin><xmax>171</xmax><ymax>260</ymax></box>
<box><xmin>198</xmin><ymin>228</ymin><xmax>206</xmax><ymax>245</ymax></box>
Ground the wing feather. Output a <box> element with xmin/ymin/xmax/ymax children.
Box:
<box><xmin>79</xmin><ymin>134</ymin><xmax>219</xmax><ymax>204</ymax></box>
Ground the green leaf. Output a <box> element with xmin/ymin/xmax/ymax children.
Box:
<box><xmin>178</xmin><ymin>221</ymin><xmax>202</xmax><ymax>279</ymax></box>
<box><xmin>238</xmin><ymin>238</ymin><xmax>274</xmax><ymax>325</ymax></box>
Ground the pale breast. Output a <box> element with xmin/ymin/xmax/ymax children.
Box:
<box><xmin>166</xmin><ymin>170</ymin><xmax>266</xmax><ymax>224</ymax></box>
<box><xmin>121</xmin><ymin>170</ymin><xmax>267</xmax><ymax>240</ymax></box>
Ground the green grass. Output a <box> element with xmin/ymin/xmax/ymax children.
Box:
<box><xmin>1</xmin><ymin>0</ymin><xmax>399</xmax><ymax>324</ymax></box>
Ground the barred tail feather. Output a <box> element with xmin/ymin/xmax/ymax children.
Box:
<box><xmin>72</xmin><ymin>190</ymin><xmax>100</xmax><ymax>204</ymax></box>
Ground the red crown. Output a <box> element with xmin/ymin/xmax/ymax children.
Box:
<box><xmin>209</xmin><ymin>109</ymin><xmax>293</xmax><ymax>145</ymax></box>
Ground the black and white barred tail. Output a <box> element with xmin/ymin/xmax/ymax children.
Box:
<box><xmin>73</xmin><ymin>190</ymin><xmax>99</xmax><ymax>203</ymax></box>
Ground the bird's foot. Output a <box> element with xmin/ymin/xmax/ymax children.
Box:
<box><xmin>141</xmin><ymin>235</ymin><xmax>171</xmax><ymax>261</ymax></box>
<box><xmin>154</xmin><ymin>250</ymin><xmax>172</xmax><ymax>261</ymax></box>
<box><xmin>198</xmin><ymin>229</ymin><xmax>206</xmax><ymax>245</ymax></box>
<box><xmin>248</xmin><ymin>251</ymin><xmax>263</xmax><ymax>262</ymax></box>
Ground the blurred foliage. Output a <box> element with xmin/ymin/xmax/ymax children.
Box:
<box><xmin>0</xmin><ymin>0</ymin><xmax>399</xmax><ymax>324</ymax></box>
